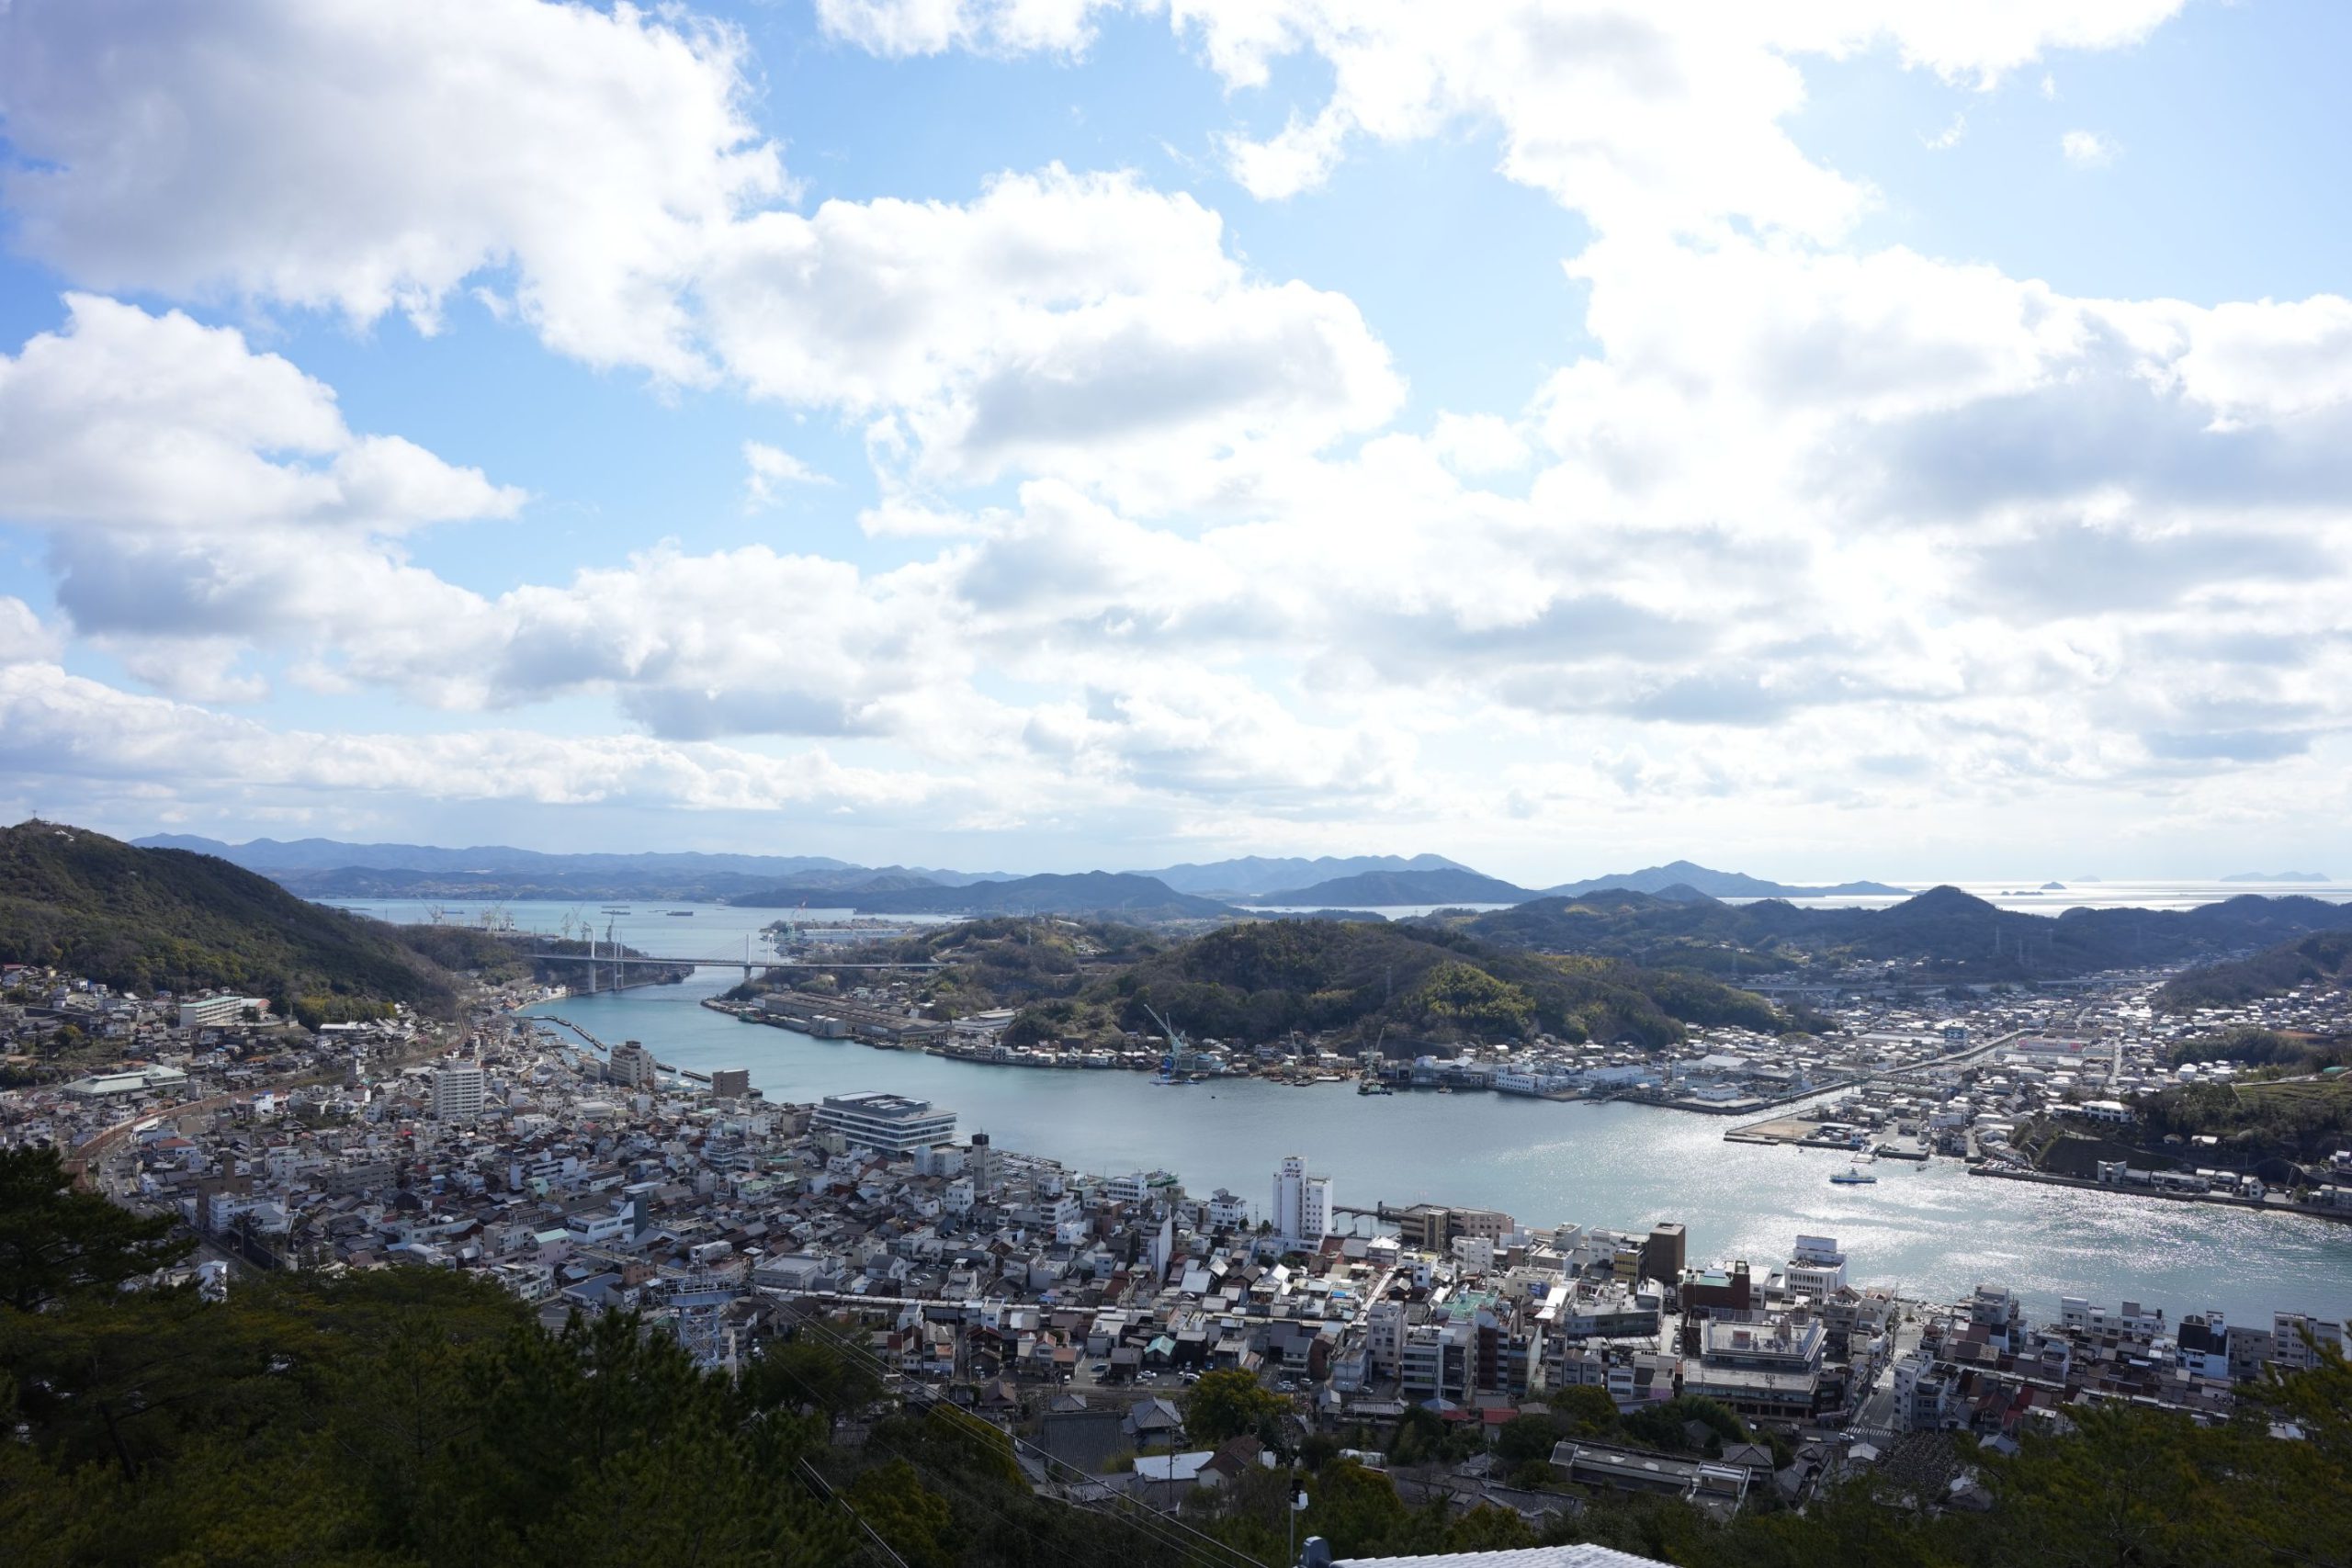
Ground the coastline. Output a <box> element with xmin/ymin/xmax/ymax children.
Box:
<box><xmin>1968</xmin><ymin>1163</ymin><xmax>2352</xmax><ymax>1225</ymax></box>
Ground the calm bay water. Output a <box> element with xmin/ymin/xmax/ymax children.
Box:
<box><xmin>521</xmin><ymin>967</ymin><xmax>2352</xmax><ymax>1327</ymax></box>
<box><xmin>330</xmin><ymin>897</ymin><xmax>2352</xmax><ymax>1322</ymax></box>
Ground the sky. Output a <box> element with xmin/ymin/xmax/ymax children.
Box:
<box><xmin>4</xmin><ymin>0</ymin><xmax>2351</xmax><ymax>885</ymax></box>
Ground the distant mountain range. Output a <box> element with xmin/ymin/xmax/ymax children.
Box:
<box><xmin>1139</xmin><ymin>852</ymin><xmax>1470</xmax><ymax>897</ymax></box>
<box><xmin>1250</xmin><ymin>867</ymin><xmax>1536</xmax><ymax>906</ymax></box>
<box><xmin>132</xmin><ymin>835</ymin><xmax>1018</xmax><ymax>900</ymax></box>
<box><xmin>133</xmin><ymin>833</ymin><xmax>1911</xmax><ymax>917</ymax></box>
<box><xmin>1248</xmin><ymin>860</ymin><xmax>1906</xmax><ymax>908</ymax></box>
<box><xmin>1431</xmin><ymin>885</ymin><xmax>2352</xmax><ymax>983</ymax></box>
<box><xmin>2221</xmin><ymin>871</ymin><xmax>2331</xmax><ymax>883</ymax></box>
<box><xmin>1543</xmin><ymin>861</ymin><xmax>1909</xmax><ymax>899</ymax></box>
<box><xmin>747</xmin><ymin>871</ymin><xmax>1237</xmax><ymax>921</ymax></box>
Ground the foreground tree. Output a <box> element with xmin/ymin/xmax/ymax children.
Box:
<box><xmin>0</xmin><ymin>1145</ymin><xmax>185</xmax><ymax>1313</ymax></box>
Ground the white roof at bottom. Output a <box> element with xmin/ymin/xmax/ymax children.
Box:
<box><xmin>1336</xmin><ymin>1547</ymin><xmax>1669</xmax><ymax>1568</ymax></box>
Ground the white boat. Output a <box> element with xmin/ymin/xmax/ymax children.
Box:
<box><xmin>1830</xmin><ymin>1165</ymin><xmax>1878</xmax><ymax>1185</ymax></box>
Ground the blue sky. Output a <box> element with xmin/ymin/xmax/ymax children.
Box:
<box><xmin>3</xmin><ymin>0</ymin><xmax>2350</xmax><ymax>883</ymax></box>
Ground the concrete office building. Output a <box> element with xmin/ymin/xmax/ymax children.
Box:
<box><xmin>709</xmin><ymin>1067</ymin><xmax>752</xmax><ymax>1099</ymax></box>
<box><xmin>811</xmin><ymin>1091</ymin><xmax>956</xmax><ymax>1155</ymax></box>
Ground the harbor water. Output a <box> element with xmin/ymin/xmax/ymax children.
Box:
<box><xmin>331</xmin><ymin>898</ymin><xmax>2352</xmax><ymax>1324</ymax></box>
<box><xmin>524</xmin><ymin>966</ymin><xmax>2352</xmax><ymax>1327</ymax></box>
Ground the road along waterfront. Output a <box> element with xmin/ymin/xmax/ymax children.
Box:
<box><xmin>526</xmin><ymin>968</ymin><xmax>2352</xmax><ymax>1326</ymax></box>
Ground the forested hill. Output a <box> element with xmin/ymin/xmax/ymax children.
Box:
<box><xmin>2156</xmin><ymin>929</ymin><xmax>2352</xmax><ymax>1013</ymax></box>
<box><xmin>1438</xmin><ymin>886</ymin><xmax>2352</xmax><ymax>982</ymax></box>
<box><xmin>2</xmin><ymin>820</ymin><xmax>499</xmax><ymax>1021</ymax></box>
<box><xmin>810</xmin><ymin>871</ymin><xmax>1236</xmax><ymax>920</ymax></box>
<box><xmin>987</xmin><ymin>919</ymin><xmax>1791</xmax><ymax>1050</ymax></box>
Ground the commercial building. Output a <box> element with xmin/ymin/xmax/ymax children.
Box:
<box><xmin>61</xmin><ymin>1065</ymin><xmax>191</xmax><ymax>1100</ymax></box>
<box><xmin>1685</xmin><ymin>1311</ymin><xmax>1825</xmax><ymax>1421</ymax></box>
<box><xmin>709</xmin><ymin>1067</ymin><xmax>752</xmax><ymax>1099</ymax></box>
<box><xmin>811</xmin><ymin>1090</ymin><xmax>957</xmax><ymax>1155</ymax></box>
<box><xmin>1391</xmin><ymin>1202</ymin><xmax>1511</xmax><ymax>1252</ymax></box>
<box><xmin>1272</xmin><ymin>1154</ymin><xmax>1333</xmax><ymax>1242</ymax></box>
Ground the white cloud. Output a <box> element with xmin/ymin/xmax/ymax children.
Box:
<box><xmin>742</xmin><ymin>442</ymin><xmax>833</xmax><ymax>507</ymax></box>
<box><xmin>1072</xmin><ymin>3</ymin><xmax>2181</xmax><ymax>237</ymax></box>
<box><xmin>0</xmin><ymin>295</ymin><xmax>522</xmax><ymax>536</ymax></box>
<box><xmin>814</xmin><ymin>0</ymin><xmax>1123</xmax><ymax>57</ymax></box>
<box><xmin>0</xmin><ymin>0</ymin><xmax>787</xmax><ymax>382</ymax></box>
<box><xmin>0</xmin><ymin>660</ymin><xmax>944</xmax><ymax>815</ymax></box>
<box><xmin>0</xmin><ymin>599</ymin><xmax>61</xmax><ymax>666</ymax></box>
<box><xmin>12</xmin><ymin>0</ymin><xmax>2352</xmax><ymax>868</ymax></box>
<box><xmin>1924</xmin><ymin>112</ymin><xmax>1968</xmax><ymax>150</ymax></box>
<box><xmin>0</xmin><ymin>7</ymin><xmax>1399</xmax><ymax>499</ymax></box>
<box><xmin>698</xmin><ymin>166</ymin><xmax>1401</xmax><ymax>502</ymax></box>
<box><xmin>2062</xmin><ymin>129</ymin><xmax>2120</xmax><ymax>166</ymax></box>
<box><xmin>2167</xmin><ymin>296</ymin><xmax>2352</xmax><ymax>423</ymax></box>
<box><xmin>810</xmin><ymin>4</ymin><xmax>2182</xmax><ymax>240</ymax></box>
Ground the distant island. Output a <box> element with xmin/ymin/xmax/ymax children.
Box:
<box><xmin>2222</xmin><ymin>871</ymin><xmax>2331</xmax><ymax>883</ymax></box>
<box><xmin>126</xmin><ymin>835</ymin><xmax>1913</xmax><ymax>914</ymax></box>
<box><xmin>1542</xmin><ymin>860</ymin><xmax>1909</xmax><ymax>900</ymax></box>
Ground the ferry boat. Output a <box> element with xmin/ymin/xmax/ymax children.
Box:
<box><xmin>1357</xmin><ymin>1078</ymin><xmax>1393</xmax><ymax>1096</ymax></box>
<box><xmin>1829</xmin><ymin>1165</ymin><xmax>1879</xmax><ymax>1185</ymax></box>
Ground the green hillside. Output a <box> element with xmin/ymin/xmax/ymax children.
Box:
<box><xmin>997</xmin><ymin>918</ymin><xmax>1788</xmax><ymax>1049</ymax></box>
<box><xmin>1441</xmin><ymin>886</ymin><xmax>2352</xmax><ymax>983</ymax></box>
<box><xmin>2155</xmin><ymin>928</ymin><xmax>2352</xmax><ymax>1012</ymax></box>
<box><xmin>0</xmin><ymin>821</ymin><xmax>472</xmax><ymax>1022</ymax></box>
<box><xmin>727</xmin><ymin>916</ymin><xmax>1168</xmax><ymax>1018</ymax></box>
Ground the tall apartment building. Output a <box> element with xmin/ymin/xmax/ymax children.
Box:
<box><xmin>607</xmin><ymin>1040</ymin><xmax>659</xmax><ymax>1091</ymax></box>
<box><xmin>709</xmin><ymin>1067</ymin><xmax>752</xmax><ymax>1099</ymax></box>
<box><xmin>1272</xmin><ymin>1154</ymin><xmax>1333</xmax><ymax>1242</ymax></box>
<box><xmin>430</xmin><ymin>1063</ymin><xmax>486</xmax><ymax>1122</ymax></box>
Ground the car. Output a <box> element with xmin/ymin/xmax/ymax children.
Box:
<box><xmin>1090</xmin><ymin>1362</ymin><xmax>1109</xmax><ymax>1377</ymax></box>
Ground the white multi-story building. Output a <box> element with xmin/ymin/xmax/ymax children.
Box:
<box><xmin>1204</xmin><ymin>1189</ymin><xmax>1251</xmax><ymax>1232</ymax></box>
<box><xmin>177</xmin><ymin>995</ymin><xmax>269</xmax><ymax>1030</ymax></box>
<box><xmin>811</xmin><ymin>1090</ymin><xmax>957</xmax><ymax>1154</ymax></box>
<box><xmin>1786</xmin><ymin>1235</ymin><xmax>1847</xmax><ymax>1300</ymax></box>
<box><xmin>2272</xmin><ymin>1312</ymin><xmax>2347</xmax><ymax>1372</ymax></box>
<box><xmin>430</xmin><ymin>1064</ymin><xmax>486</xmax><ymax>1122</ymax></box>
<box><xmin>1366</xmin><ymin>1300</ymin><xmax>1405</xmax><ymax>1376</ymax></box>
<box><xmin>1271</xmin><ymin>1154</ymin><xmax>1333</xmax><ymax>1242</ymax></box>
<box><xmin>607</xmin><ymin>1040</ymin><xmax>660</xmax><ymax>1091</ymax></box>
<box><xmin>1892</xmin><ymin>1348</ymin><xmax>1951</xmax><ymax>1431</ymax></box>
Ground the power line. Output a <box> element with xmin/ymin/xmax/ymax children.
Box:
<box><xmin>760</xmin><ymin>1348</ymin><xmax>1102</xmax><ymax>1568</ymax></box>
<box><xmin>795</xmin><ymin>1455</ymin><xmax>914</xmax><ymax>1568</ymax></box>
<box><xmin>782</xmin><ymin>1311</ymin><xmax>1273</xmax><ymax>1568</ymax></box>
